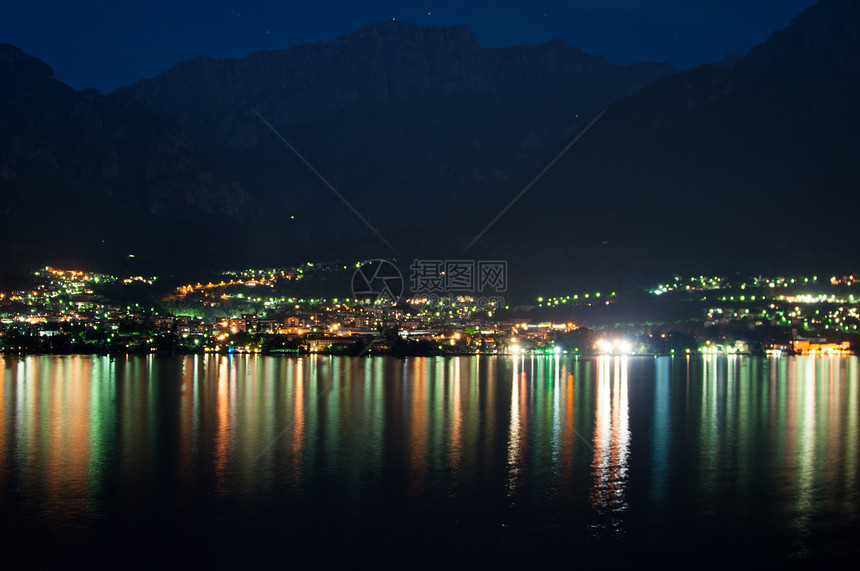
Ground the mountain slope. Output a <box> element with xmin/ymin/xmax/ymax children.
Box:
<box><xmin>122</xmin><ymin>22</ymin><xmax>677</xmax><ymax>241</ymax></box>
<box><xmin>416</xmin><ymin>0</ymin><xmax>860</xmax><ymax>294</ymax></box>
<box><xmin>0</xmin><ymin>44</ymin><xmax>292</xmax><ymax>279</ymax></box>
<box><xmin>125</xmin><ymin>21</ymin><xmax>676</xmax><ymax>148</ymax></box>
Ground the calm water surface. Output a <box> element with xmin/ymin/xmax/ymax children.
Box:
<box><xmin>1</xmin><ymin>354</ymin><xmax>859</xmax><ymax>567</ymax></box>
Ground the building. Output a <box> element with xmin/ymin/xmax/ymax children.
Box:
<box><xmin>792</xmin><ymin>339</ymin><xmax>852</xmax><ymax>355</ymax></box>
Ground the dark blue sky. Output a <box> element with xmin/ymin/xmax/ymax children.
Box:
<box><xmin>2</xmin><ymin>0</ymin><xmax>819</xmax><ymax>93</ymax></box>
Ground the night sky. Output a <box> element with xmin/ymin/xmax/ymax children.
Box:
<box><xmin>3</xmin><ymin>0</ymin><xmax>819</xmax><ymax>93</ymax></box>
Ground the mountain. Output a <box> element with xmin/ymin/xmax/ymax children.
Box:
<box><xmin>8</xmin><ymin>2</ymin><xmax>853</xmax><ymax>299</ymax></box>
<box><xmin>390</xmin><ymin>0</ymin><xmax>860</xmax><ymax>296</ymax></box>
<box><xmin>0</xmin><ymin>44</ymin><xmax>297</xmax><ymax>282</ymax></box>
<box><xmin>125</xmin><ymin>21</ymin><xmax>676</xmax><ymax>148</ymax></box>
<box><xmin>735</xmin><ymin>0</ymin><xmax>860</xmax><ymax>73</ymax></box>
<box><xmin>122</xmin><ymin>21</ymin><xmax>677</xmax><ymax>242</ymax></box>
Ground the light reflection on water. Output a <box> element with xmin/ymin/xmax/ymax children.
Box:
<box><xmin>0</xmin><ymin>354</ymin><xmax>859</xmax><ymax>566</ymax></box>
<box><xmin>589</xmin><ymin>356</ymin><xmax>630</xmax><ymax>537</ymax></box>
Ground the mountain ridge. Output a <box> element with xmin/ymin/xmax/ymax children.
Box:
<box><xmin>119</xmin><ymin>20</ymin><xmax>678</xmax><ymax>245</ymax></box>
<box><xmin>407</xmin><ymin>0</ymin><xmax>860</xmax><ymax>293</ymax></box>
<box><xmin>4</xmin><ymin>2</ymin><xmax>857</xmax><ymax>296</ymax></box>
<box><xmin>0</xmin><ymin>43</ymin><xmax>268</xmax><ymax>280</ymax></box>
<box><xmin>122</xmin><ymin>20</ymin><xmax>677</xmax><ymax>148</ymax></box>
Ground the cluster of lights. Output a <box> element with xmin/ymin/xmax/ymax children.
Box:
<box><xmin>595</xmin><ymin>339</ymin><xmax>632</xmax><ymax>355</ymax></box>
<box><xmin>537</xmin><ymin>292</ymin><xmax>614</xmax><ymax>307</ymax></box>
<box><xmin>652</xmin><ymin>274</ymin><xmax>831</xmax><ymax>297</ymax></box>
<box><xmin>507</xmin><ymin>343</ymin><xmax>563</xmax><ymax>356</ymax></box>
<box><xmin>652</xmin><ymin>275</ymin><xmax>723</xmax><ymax>295</ymax></box>
<box><xmin>7</xmin><ymin>264</ymin><xmax>860</xmax><ymax>357</ymax></box>
<box><xmin>700</xmin><ymin>343</ymin><xmax>742</xmax><ymax>355</ymax></box>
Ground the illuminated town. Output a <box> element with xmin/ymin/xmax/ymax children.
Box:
<box><xmin>6</xmin><ymin>1</ymin><xmax>860</xmax><ymax>567</ymax></box>
<box><xmin>2</xmin><ymin>265</ymin><xmax>857</xmax><ymax>357</ymax></box>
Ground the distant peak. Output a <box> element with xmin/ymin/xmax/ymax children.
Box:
<box><xmin>0</xmin><ymin>43</ymin><xmax>55</xmax><ymax>82</ymax></box>
<box><xmin>738</xmin><ymin>0</ymin><xmax>860</xmax><ymax>71</ymax></box>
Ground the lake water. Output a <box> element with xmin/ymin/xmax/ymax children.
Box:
<box><xmin>1</xmin><ymin>354</ymin><xmax>858</xmax><ymax>567</ymax></box>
